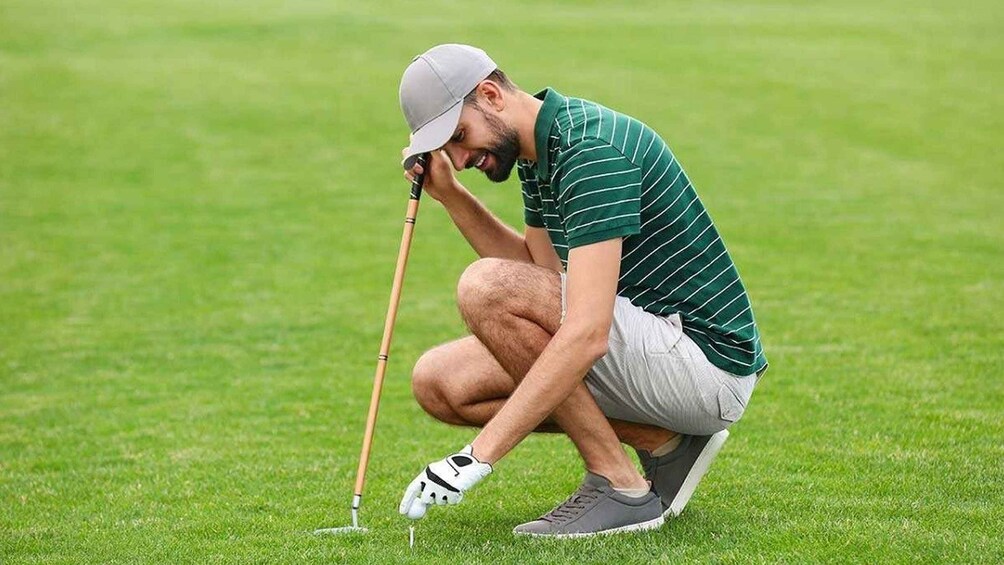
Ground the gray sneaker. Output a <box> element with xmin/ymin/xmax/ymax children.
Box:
<box><xmin>635</xmin><ymin>429</ymin><xmax>729</xmax><ymax>518</ymax></box>
<box><xmin>512</xmin><ymin>472</ymin><xmax>664</xmax><ymax>538</ymax></box>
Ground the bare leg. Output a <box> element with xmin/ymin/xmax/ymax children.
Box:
<box><xmin>413</xmin><ymin>258</ymin><xmax>676</xmax><ymax>488</ymax></box>
<box><xmin>412</xmin><ymin>336</ymin><xmax>562</xmax><ymax>431</ymax></box>
<box><xmin>413</xmin><ymin>336</ymin><xmax>672</xmax><ymax>448</ymax></box>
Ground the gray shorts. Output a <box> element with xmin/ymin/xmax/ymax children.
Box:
<box><xmin>561</xmin><ymin>274</ymin><xmax>758</xmax><ymax>435</ymax></box>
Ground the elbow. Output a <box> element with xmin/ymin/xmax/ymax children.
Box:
<box><xmin>564</xmin><ymin>322</ymin><xmax>610</xmax><ymax>363</ymax></box>
<box><xmin>587</xmin><ymin>335</ymin><xmax>609</xmax><ymax>362</ymax></box>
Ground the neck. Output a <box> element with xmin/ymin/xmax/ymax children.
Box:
<box><xmin>512</xmin><ymin>90</ymin><xmax>544</xmax><ymax>162</ymax></box>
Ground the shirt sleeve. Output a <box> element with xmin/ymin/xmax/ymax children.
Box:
<box><xmin>551</xmin><ymin>139</ymin><xmax>642</xmax><ymax>248</ymax></box>
<box><xmin>517</xmin><ymin>161</ymin><xmax>546</xmax><ymax>228</ymax></box>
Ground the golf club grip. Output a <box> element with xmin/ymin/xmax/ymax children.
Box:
<box><xmin>409</xmin><ymin>153</ymin><xmax>429</xmax><ymax>200</ymax></box>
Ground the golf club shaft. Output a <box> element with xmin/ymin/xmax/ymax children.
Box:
<box><xmin>350</xmin><ymin>153</ymin><xmax>429</xmax><ymax>516</ymax></box>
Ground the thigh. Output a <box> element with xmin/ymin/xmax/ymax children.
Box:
<box><xmin>418</xmin><ymin>335</ymin><xmax>516</xmax><ymax>401</ymax></box>
<box><xmin>417</xmin><ymin>334</ymin><xmax>571</xmax><ymax>433</ymax></box>
<box><xmin>584</xmin><ymin>298</ymin><xmax>755</xmax><ymax>435</ymax></box>
<box><xmin>458</xmin><ymin>258</ymin><xmax>564</xmax><ymax>335</ymax></box>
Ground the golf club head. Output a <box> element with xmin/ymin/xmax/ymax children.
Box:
<box><xmin>313</xmin><ymin>526</ymin><xmax>369</xmax><ymax>535</ymax></box>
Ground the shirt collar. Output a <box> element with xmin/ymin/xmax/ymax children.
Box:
<box><xmin>532</xmin><ymin>87</ymin><xmax>564</xmax><ymax>179</ymax></box>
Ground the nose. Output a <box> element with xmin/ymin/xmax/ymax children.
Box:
<box><xmin>442</xmin><ymin>144</ymin><xmax>469</xmax><ymax>171</ymax></box>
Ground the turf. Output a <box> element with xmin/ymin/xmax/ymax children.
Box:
<box><xmin>2</xmin><ymin>0</ymin><xmax>1002</xmax><ymax>563</ymax></box>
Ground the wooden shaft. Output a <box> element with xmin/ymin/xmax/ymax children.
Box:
<box><xmin>352</xmin><ymin>195</ymin><xmax>422</xmax><ymax>497</ymax></box>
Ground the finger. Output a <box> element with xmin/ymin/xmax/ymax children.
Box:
<box><xmin>399</xmin><ymin>477</ymin><xmax>421</xmax><ymax>514</ymax></box>
<box><xmin>399</xmin><ymin>489</ymin><xmax>416</xmax><ymax>515</ymax></box>
<box><xmin>403</xmin><ymin>163</ymin><xmax>422</xmax><ymax>178</ymax></box>
<box><xmin>431</xmin><ymin>492</ymin><xmax>458</xmax><ymax>506</ymax></box>
<box><xmin>421</xmin><ymin>488</ymin><xmax>445</xmax><ymax>506</ymax></box>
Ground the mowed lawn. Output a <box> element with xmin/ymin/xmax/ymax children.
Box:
<box><xmin>2</xmin><ymin>1</ymin><xmax>1002</xmax><ymax>563</ymax></box>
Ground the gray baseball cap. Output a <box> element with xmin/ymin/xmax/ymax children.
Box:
<box><xmin>400</xmin><ymin>44</ymin><xmax>497</xmax><ymax>169</ymax></box>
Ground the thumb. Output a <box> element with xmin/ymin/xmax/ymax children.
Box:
<box><xmin>399</xmin><ymin>477</ymin><xmax>421</xmax><ymax>515</ymax></box>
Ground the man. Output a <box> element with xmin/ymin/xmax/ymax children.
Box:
<box><xmin>396</xmin><ymin>44</ymin><xmax>767</xmax><ymax>537</ymax></box>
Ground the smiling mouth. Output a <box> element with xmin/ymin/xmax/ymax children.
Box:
<box><xmin>474</xmin><ymin>152</ymin><xmax>488</xmax><ymax>170</ymax></box>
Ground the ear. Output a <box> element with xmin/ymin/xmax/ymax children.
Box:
<box><xmin>476</xmin><ymin>80</ymin><xmax>506</xmax><ymax>112</ymax></box>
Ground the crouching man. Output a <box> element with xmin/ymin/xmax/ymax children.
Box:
<box><xmin>397</xmin><ymin>44</ymin><xmax>767</xmax><ymax>537</ymax></box>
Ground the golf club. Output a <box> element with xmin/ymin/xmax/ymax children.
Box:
<box><xmin>314</xmin><ymin>153</ymin><xmax>430</xmax><ymax>535</ymax></box>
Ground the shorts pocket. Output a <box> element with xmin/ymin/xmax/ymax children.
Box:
<box><xmin>640</xmin><ymin>313</ymin><xmax>685</xmax><ymax>356</ymax></box>
<box><xmin>717</xmin><ymin>385</ymin><xmax>745</xmax><ymax>423</ymax></box>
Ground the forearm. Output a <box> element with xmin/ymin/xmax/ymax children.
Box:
<box><xmin>471</xmin><ymin>324</ymin><xmax>607</xmax><ymax>464</ymax></box>
<box><xmin>441</xmin><ymin>183</ymin><xmax>532</xmax><ymax>261</ymax></box>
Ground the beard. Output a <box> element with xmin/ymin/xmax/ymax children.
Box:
<box><xmin>479</xmin><ymin>109</ymin><xmax>521</xmax><ymax>183</ymax></box>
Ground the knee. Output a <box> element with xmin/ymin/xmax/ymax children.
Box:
<box><xmin>457</xmin><ymin>258</ymin><xmax>509</xmax><ymax>322</ymax></box>
<box><xmin>411</xmin><ymin>350</ymin><xmax>456</xmax><ymax>422</ymax></box>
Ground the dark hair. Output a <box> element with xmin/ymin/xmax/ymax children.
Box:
<box><xmin>463</xmin><ymin>69</ymin><xmax>518</xmax><ymax>105</ymax></box>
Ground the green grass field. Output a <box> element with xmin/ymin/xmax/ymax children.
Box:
<box><xmin>2</xmin><ymin>1</ymin><xmax>1002</xmax><ymax>563</ymax></box>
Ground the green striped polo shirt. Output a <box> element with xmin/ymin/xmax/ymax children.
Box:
<box><xmin>518</xmin><ymin>88</ymin><xmax>767</xmax><ymax>376</ymax></box>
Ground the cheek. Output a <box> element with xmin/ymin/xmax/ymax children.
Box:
<box><xmin>477</xmin><ymin>134</ymin><xmax>500</xmax><ymax>152</ymax></box>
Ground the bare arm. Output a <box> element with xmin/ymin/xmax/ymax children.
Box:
<box><xmin>406</xmin><ymin>150</ymin><xmax>531</xmax><ymax>261</ymax></box>
<box><xmin>439</xmin><ymin>183</ymin><xmax>532</xmax><ymax>261</ymax></box>
<box><xmin>525</xmin><ymin>226</ymin><xmax>563</xmax><ymax>272</ymax></box>
<box><xmin>470</xmin><ymin>238</ymin><xmax>622</xmax><ymax>463</ymax></box>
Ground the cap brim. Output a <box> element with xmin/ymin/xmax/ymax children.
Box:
<box><xmin>402</xmin><ymin>100</ymin><xmax>463</xmax><ymax>170</ymax></box>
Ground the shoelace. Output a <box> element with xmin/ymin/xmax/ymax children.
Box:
<box><xmin>542</xmin><ymin>485</ymin><xmax>601</xmax><ymax>523</ymax></box>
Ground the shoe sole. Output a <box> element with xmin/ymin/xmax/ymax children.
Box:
<box><xmin>666</xmin><ymin>429</ymin><xmax>729</xmax><ymax>518</ymax></box>
<box><xmin>513</xmin><ymin>514</ymin><xmax>665</xmax><ymax>539</ymax></box>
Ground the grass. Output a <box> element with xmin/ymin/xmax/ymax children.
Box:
<box><xmin>2</xmin><ymin>0</ymin><xmax>1002</xmax><ymax>563</ymax></box>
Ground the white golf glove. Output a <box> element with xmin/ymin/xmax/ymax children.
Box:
<box><xmin>399</xmin><ymin>445</ymin><xmax>492</xmax><ymax>518</ymax></box>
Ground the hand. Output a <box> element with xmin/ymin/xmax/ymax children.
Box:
<box><xmin>402</xmin><ymin>149</ymin><xmax>463</xmax><ymax>203</ymax></box>
<box><xmin>399</xmin><ymin>445</ymin><xmax>492</xmax><ymax>519</ymax></box>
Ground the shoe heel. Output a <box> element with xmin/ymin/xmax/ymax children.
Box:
<box><xmin>666</xmin><ymin>429</ymin><xmax>729</xmax><ymax>518</ymax></box>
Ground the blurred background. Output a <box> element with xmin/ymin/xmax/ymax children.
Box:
<box><xmin>2</xmin><ymin>1</ymin><xmax>1002</xmax><ymax>562</ymax></box>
